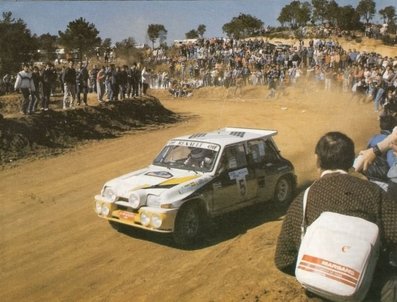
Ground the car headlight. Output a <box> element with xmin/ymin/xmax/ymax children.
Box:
<box><xmin>128</xmin><ymin>190</ymin><xmax>147</xmax><ymax>209</ymax></box>
<box><xmin>103</xmin><ymin>187</ymin><xmax>117</xmax><ymax>202</ymax></box>
<box><xmin>140</xmin><ymin>212</ymin><xmax>150</xmax><ymax>226</ymax></box>
<box><xmin>151</xmin><ymin>215</ymin><xmax>162</xmax><ymax>228</ymax></box>
<box><xmin>101</xmin><ymin>204</ymin><xmax>110</xmax><ymax>216</ymax></box>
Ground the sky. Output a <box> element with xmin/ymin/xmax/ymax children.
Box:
<box><xmin>2</xmin><ymin>0</ymin><xmax>396</xmax><ymax>46</ymax></box>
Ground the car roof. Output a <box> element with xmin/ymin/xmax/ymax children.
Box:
<box><xmin>170</xmin><ymin>127</ymin><xmax>278</xmax><ymax>146</ymax></box>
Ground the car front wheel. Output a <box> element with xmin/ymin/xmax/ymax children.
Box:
<box><xmin>173</xmin><ymin>203</ymin><xmax>202</xmax><ymax>247</ymax></box>
<box><xmin>274</xmin><ymin>176</ymin><xmax>293</xmax><ymax>204</ymax></box>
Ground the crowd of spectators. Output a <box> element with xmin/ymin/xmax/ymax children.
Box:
<box><xmin>2</xmin><ymin>33</ymin><xmax>397</xmax><ymax>115</ymax></box>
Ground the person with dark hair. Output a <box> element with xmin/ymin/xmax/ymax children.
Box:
<box><xmin>76</xmin><ymin>61</ymin><xmax>89</xmax><ymax>106</ymax></box>
<box><xmin>41</xmin><ymin>62</ymin><xmax>56</xmax><ymax>111</ymax></box>
<box><xmin>275</xmin><ymin>131</ymin><xmax>397</xmax><ymax>301</ymax></box>
<box><xmin>30</xmin><ymin>66</ymin><xmax>42</xmax><ymax>113</ymax></box>
<box><xmin>62</xmin><ymin>60</ymin><xmax>76</xmax><ymax>109</ymax></box>
<box><xmin>14</xmin><ymin>63</ymin><xmax>35</xmax><ymax>115</ymax></box>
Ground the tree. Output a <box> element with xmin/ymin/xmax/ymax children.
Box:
<box><xmin>326</xmin><ymin>0</ymin><xmax>340</xmax><ymax>26</ymax></box>
<box><xmin>311</xmin><ymin>0</ymin><xmax>329</xmax><ymax>24</ymax></box>
<box><xmin>58</xmin><ymin>17</ymin><xmax>101</xmax><ymax>61</ymax></box>
<box><xmin>335</xmin><ymin>5</ymin><xmax>361</xmax><ymax>30</ymax></box>
<box><xmin>197</xmin><ymin>24</ymin><xmax>206</xmax><ymax>38</ymax></box>
<box><xmin>185</xmin><ymin>29</ymin><xmax>199</xmax><ymax>39</ymax></box>
<box><xmin>277</xmin><ymin>1</ymin><xmax>311</xmax><ymax>29</ymax></box>
<box><xmin>222</xmin><ymin>13</ymin><xmax>264</xmax><ymax>39</ymax></box>
<box><xmin>379</xmin><ymin>6</ymin><xmax>396</xmax><ymax>24</ymax></box>
<box><xmin>147</xmin><ymin>24</ymin><xmax>167</xmax><ymax>48</ymax></box>
<box><xmin>356</xmin><ymin>0</ymin><xmax>376</xmax><ymax>25</ymax></box>
<box><xmin>114</xmin><ymin>37</ymin><xmax>140</xmax><ymax>64</ymax></box>
<box><xmin>35</xmin><ymin>33</ymin><xmax>58</xmax><ymax>61</ymax></box>
<box><xmin>379</xmin><ymin>6</ymin><xmax>397</xmax><ymax>34</ymax></box>
<box><xmin>0</xmin><ymin>11</ymin><xmax>38</xmax><ymax>74</ymax></box>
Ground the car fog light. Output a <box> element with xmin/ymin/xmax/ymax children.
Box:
<box><xmin>101</xmin><ymin>204</ymin><xmax>110</xmax><ymax>216</ymax></box>
<box><xmin>151</xmin><ymin>215</ymin><xmax>162</xmax><ymax>228</ymax></box>
<box><xmin>141</xmin><ymin>212</ymin><xmax>150</xmax><ymax>226</ymax></box>
<box><xmin>95</xmin><ymin>202</ymin><xmax>102</xmax><ymax>214</ymax></box>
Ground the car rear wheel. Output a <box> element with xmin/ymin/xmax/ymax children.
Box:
<box><xmin>274</xmin><ymin>176</ymin><xmax>293</xmax><ymax>204</ymax></box>
<box><xmin>173</xmin><ymin>203</ymin><xmax>202</xmax><ymax>247</ymax></box>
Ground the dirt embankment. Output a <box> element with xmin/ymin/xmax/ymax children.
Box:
<box><xmin>0</xmin><ymin>95</ymin><xmax>181</xmax><ymax>165</ymax></box>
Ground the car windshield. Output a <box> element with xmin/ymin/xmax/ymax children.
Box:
<box><xmin>153</xmin><ymin>142</ymin><xmax>219</xmax><ymax>172</ymax></box>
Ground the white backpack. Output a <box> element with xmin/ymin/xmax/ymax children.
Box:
<box><xmin>295</xmin><ymin>187</ymin><xmax>380</xmax><ymax>302</ymax></box>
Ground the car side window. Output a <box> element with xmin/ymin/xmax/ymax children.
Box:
<box><xmin>264</xmin><ymin>140</ymin><xmax>279</xmax><ymax>162</ymax></box>
<box><xmin>247</xmin><ymin>139</ymin><xmax>266</xmax><ymax>164</ymax></box>
<box><xmin>223</xmin><ymin>144</ymin><xmax>247</xmax><ymax>170</ymax></box>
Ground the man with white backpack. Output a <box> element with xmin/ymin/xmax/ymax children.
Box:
<box><xmin>275</xmin><ymin>132</ymin><xmax>397</xmax><ymax>301</ymax></box>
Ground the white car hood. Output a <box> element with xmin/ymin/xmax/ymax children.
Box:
<box><xmin>104</xmin><ymin>165</ymin><xmax>211</xmax><ymax>197</ymax></box>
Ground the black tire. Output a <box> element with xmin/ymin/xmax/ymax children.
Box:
<box><xmin>173</xmin><ymin>203</ymin><xmax>203</xmax><ymax>247</ymax></box>
<box><xmin>274</xmin><ymin>175</ymin><xmax>293</xmax><ymax>204</ymax></box>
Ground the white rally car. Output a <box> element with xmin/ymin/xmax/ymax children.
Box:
<box><xmin>95</xmin><ymin>127</ymin><xmax>296</xmax><ymax>246</ymax></box>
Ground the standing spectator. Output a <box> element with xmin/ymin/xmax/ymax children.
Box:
<box><xmin>76</xmin><ymin>62</ymin><xmax>89</xmax><ymax>106</ymax></box>
<box><xmin>31</xmin><ymin>66</ymin><xmax>42</xmax><ymax>113</ymax></box>
<box><xmin>14</xmin><ymin>63</ymin><xmax>35</xmax><ymax>115</ymax></box>
<box><xmin>132</xmin><ymin>63</ymin><xmax>141</xmax><ymax>97</ymax></box>
<box><xmin>2</xmin><ymin>74</ymin><xmax>11</xmax><ymax>94</ymax></box>
<box><xmin>119</xmin><ymin>65</ymin><xmax>128</xmax><ymax>100</ymax></box>
<box><xmin>89</xmin><ymin>64</ymin><xmax>98</xmax><ymax>93</ymax></box>
<box><xmin>96</xmin><ymin>65</ymin><xmax>106</xmax><ymax>103</ymax></box>
<box><xmin>275</xmin><ymin>131</ymin><xmax>397</xmax><ymax>301</ymax></box>
<box><xmin>141</xmin><ymin>67</ymin><xmax>150</xmax><ymax>95</ymax></box>
<box><xmin>62</xmin><ymin>60</ymin><xmax>76</xmax><ymax>109</ymax></box>
<box><xmin>41</xmin><ymin>62</ymin><xmax>56</xmax><ymax>111</ymax></box>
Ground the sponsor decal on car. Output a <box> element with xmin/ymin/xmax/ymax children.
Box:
<box><xmin>145</xmin><ymin>171</ymin><xmax>173</xmax><ymax>178</ymax></box>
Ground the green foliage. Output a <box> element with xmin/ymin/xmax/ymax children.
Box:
<box><xmin>336</xmin><ymin>5</ymin><xmax>362</xmax><ymax>30</ymax></box>
<box><xmin>147</xmin><ymin>24</ymin><xmax>167</xmax><ymax>48</ymax></box>
<box><xmin>356</xmin><ymin>0</ymin><xmax>376</xmax><ymax>24</ymax></box>
<box><xmin>0</xmin><ymin>11</ymin><xmax>38</xmax><ymax>74</ymax></box>
<box><xmin>277</xmin><ymin>1</ymin><xmax>311</xmax><ymax>29</ymax></box>
<box><xmin>185</xmin><ymin>29</ymin><xmax>199</xmax><ymax>39</ymax></box>
<box><xmin>222</xmin><ymin>13</ymin><xmax>264</xmax><ymax>39</ymax></box>
<box><xmin>197</xmin><ymin>24</ymin><xmax>206</xmax><ymax>38</ymax></box>
<box><xmin>311</xmin><ymin>0</ymin><xmax>329</xmax><ymax>24</ymax></box>
<box><xmin>58</xmin><ymin>17</ymin><xmax>101</xmax><ymax>61</ymax></box>
<box><xmin>379</xmin><ymin>6</ymin><xmax>396</xmax><ymax>24</ymax></box>
<box><xmin>36</xmin><ymin>33</ymin><xmax>58</xmax><ymax>61</ymax></box>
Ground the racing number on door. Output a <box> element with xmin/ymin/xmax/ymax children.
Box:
<box><xmin>229</xmin><ymin>168</ymin><xmax>249</xmax><ymax>198</ymax></box>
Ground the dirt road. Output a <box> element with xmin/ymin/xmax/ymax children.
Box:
<box><xmin>0</xmin><ymin>85</ymin><xmax>379</xmax><ymax>302</ymax></box>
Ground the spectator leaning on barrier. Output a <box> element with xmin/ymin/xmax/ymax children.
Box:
<box><xmin>275</xmin><ymin>131</ymin><xmax>397</xmax><ymax>301</ymax></box>
<box><xmin>14</xmin><ymin>63</ymin><xmax>35</xmax><ymax>115</ymax></box>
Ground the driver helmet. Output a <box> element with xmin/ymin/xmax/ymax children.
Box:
<box><xmin>190</xmin><ymin>148</ymin><xmax>206</xmax><ymax>159</ymax></box>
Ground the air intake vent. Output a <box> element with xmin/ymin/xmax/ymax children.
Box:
<box><xmin>230</xmin><ymin>131</ymin><xmax>245</xmax><ymax>137</ymax></box>
<box><xmin>189</xmin><ymin>133</ymin><xmax>207</xmax><ymax>138</ymax></box>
